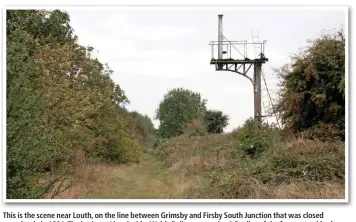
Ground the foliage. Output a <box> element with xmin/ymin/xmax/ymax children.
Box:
<box><xmin>155</xmin><ymin>88</ymin><xmax>207</xmax><ymax>138</ymax></box>
<box><xmin>128</xmin><ymin>111</ymin><xmax>155</xmax><ymax>137</ymax></box>
<box><xmin>233</xmin><ymin>118</ymin><xmax>279</xmax><ymax>158</ymax></box>
<box><xmin>204</xmin><ymin>110</ymin><xmax>229</xmax><ymax>134</ymax></box>
<box><xmin>275</xmin><ymin>28</ymin><xmax>345</xmax><ymax>139</ymax></box>
<box><xmin>127</xmin><ymin>111</ymin><xmax>156</xmax><ymax>147</ymax></box>
<box><xmin>152</xmin><ymin>122</ymin><xmax>344</xmax><ymax>199</ymax></box>
<box><xmin>183</xmin><ymin>118</ymin><xmax>208</xmax><ymax>137</ymax></box>
<box><xmin>6</xmin><ymin>10</ymin><xmax>140</xmax><ymax>198</ymax></box>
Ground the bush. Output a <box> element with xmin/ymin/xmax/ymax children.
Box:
<box><xmin>117</xmin><ymin>137</ymin><xmax>141</xmax><ymax>163</ymax></box>
<box><xmin>234</xmin><ymin>118</ymin><xmax>278</xmax><ymax>158</ymax></box>
<box><xmin>275</xmin><ymin>28</ymin><xmax>345</xmax><ymax>139</ymax></box>
<box><xmin>305</xmin><ymin>123</ymin><xmax>343</xmax><ymax>141</ymax></box>
<box><xmin>127</xmin><ymin>111</ymin><xmax>156</xmax><ymax>147</ymax></box>
<box><xmin>183</xmin><ymin>118</ymin><xmax>208</xmax><ymax>137</ymax></box>
<box><xmin>253</xmin><ymin>138</ymin><xmax>345</xmax><ymax>185</ymax></box>
<box><xmin>204</xmin><ymin>110</ymin><xmax>229</xmax><ymax>134</ymax></box>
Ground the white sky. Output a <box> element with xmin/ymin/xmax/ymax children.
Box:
<box><xmin>66</xmin><ymin>7</ymin><xmax>346</xmax><ymax>132</ymax></box>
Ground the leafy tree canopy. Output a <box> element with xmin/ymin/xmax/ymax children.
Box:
<box><xmin>275</xmin><ymin>28</ymin><xmax>345</xmax><ymax>138</ymax></box>
<box><xmin>156</xmin><ymin>88</ymin><xmax>207</xmax><ymax>138</ymax></box>
<box><xmin>204</xmin><ymin>110</ymin><xmax>229</xmax><ymax>134</ymax></box>
<box><xmin>7</xmin><ymin>9</ymin><xmax>140</xmax><ymax>199</ymax></box>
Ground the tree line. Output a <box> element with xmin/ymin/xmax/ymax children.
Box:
<box><xmin>6</xmin><ymin>10</ymin><xmax>155</xmax><ymax>198</ymax></box>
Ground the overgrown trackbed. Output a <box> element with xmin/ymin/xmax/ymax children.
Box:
<box><xmin>56</xmin><ymin>154</ymin><xmax>189</xmax><ymax>199</ymax></box>
<box><xmin>55</xmin><ymin>134</ymin><xmax>345</xmax><ymax>199</ymax></box>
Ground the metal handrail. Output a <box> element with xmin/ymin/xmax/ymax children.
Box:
<box><xmin>209</xmin><ymin>41</ymin><xmax>266</xmax><ymax>45</ymax></box>
<box><xmin>209</xmin><ymin>40</ymin><xmax>267</xmax><ymax>60</ymax></box>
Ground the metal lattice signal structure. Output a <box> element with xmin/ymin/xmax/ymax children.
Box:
<box><xmin>209</xmin><ymin>14</ymin><xmax>268</xmax><ymax>130</ymax></box>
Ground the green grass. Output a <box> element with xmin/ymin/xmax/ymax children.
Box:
<box><xmin>56</xmin><ymin>153</ymin><xmax>189</xmax><ymax>199</ymax></box>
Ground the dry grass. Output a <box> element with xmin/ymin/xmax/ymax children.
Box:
<box><xmin>281</xmin><ymin>137</ymin><xmax>344</xmax><ymax>155</ymax></box>
<box><xmin>157</xmin><ymin>133</ymin><xmax>345</xmax><ymax>199</ymax></box>
<box><xmin>53</xmin><ymin>132</ymin><xmax>345</xmax><ymax>199</ymax></box>
<box><xmin>230</xmin><ymin>177</ymin><xmax>345</xmax><ymax>199</ymax></box>
<box><xmin>273</xmin><ymin>181</ymin><xmax>345</xmax><ymax>199</ymax></box>
<box><xmin>54</xmin><ymin>154</ymin><xmax>190</xmax><ymax>199</ymax></box>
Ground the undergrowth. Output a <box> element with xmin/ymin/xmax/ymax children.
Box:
<box><xmin>151</xmin><ymin>118</ymin><xmax>345</xmax><ymax>199</ymax></box>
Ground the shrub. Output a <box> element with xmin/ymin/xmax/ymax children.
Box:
<box><xmin>203</xmin><ymin>110</ymin><xmax>229</xmax><ymax>134</ymax></box>
<box><xmin>275</xmin><ymin>28</ymin><xmax>345</xmax><ymax>139</ymax></box>
<box><xmin>183</xmin><ymin>118</ymin><xmax>208</xmax><ymax>137</ymax></box>
<box><xmin>234</xmin><ymin>118</ymin><xmax>278</xmax><ymax>158</ymax></box>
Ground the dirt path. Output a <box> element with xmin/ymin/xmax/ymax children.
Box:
<box><xmin>59</xmin><ymin>153</ymin><xmax>189</xmax><ymax>199</ymax></box>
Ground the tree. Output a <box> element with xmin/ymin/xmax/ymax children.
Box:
<box><xmin>128</xmin><ymin>112</ymin><xmax>155</xmax><ymax>137</ymax></box>
<box><xmin>127</xmin><ymin>111</ymin><xmax>156</xmax><ymax>146</ymax></box>
<box><xmin>7</xmin><ymin>9</ymin><xmax>78</xmax><ymax>199</ymax></box>
<box><xmin>155</xmin><ymin>88</ymin><xmax>207</xmax><ymax>138</ymax></box>
<box><xmin>275</xmin><ymin>28</ymin><xmax>345</xmax><ymax>139</ymax></box>
<box><xmin>204</xmin><ymin>110</ymin><xmax>229</xmax><ymax>134</ymax></box>
<box><xmin>6</xmin><ymin>10</ymin><xmax>140</xmax><ymax>198</ymax></box>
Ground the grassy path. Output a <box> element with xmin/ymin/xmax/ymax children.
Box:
<box><xmin>69</xmin><ymin>153</ymin><xmax>189</xmax><ymax>199</ymax></box>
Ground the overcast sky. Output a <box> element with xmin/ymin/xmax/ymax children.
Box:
<box><xmin>66</xmin><ymin>7</ymin><xmax>346</xmax><ymax>132</ymax></box>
